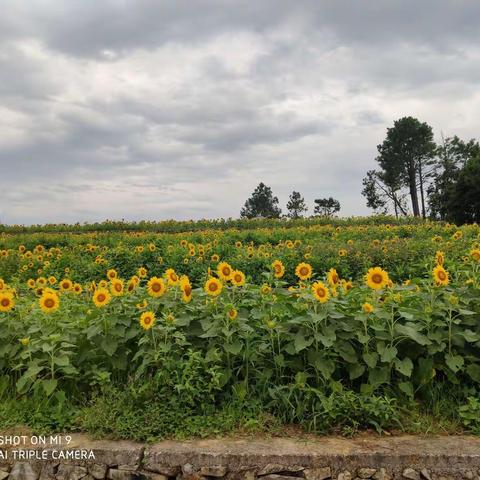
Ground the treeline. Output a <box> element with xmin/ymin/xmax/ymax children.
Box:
<box><xmin>240</xmin><ymin>182</ymin><xmax>341</xmax><ymax>219</ymax></box>
<box><xmin>362</xmin><ymin>116</ymin><xmax>479</xmax><ymax>223</ymax></box>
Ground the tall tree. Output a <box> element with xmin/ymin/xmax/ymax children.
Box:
<box><xmin>376</xmin><ymin>117</ymin><xmax>436</xmax><ymax>218</ymax></box>
<box><xmin>444</xmin><ymin>154</ymin><xmax>480</xmax><ymax>224</ymax></box>
<box><xmin>286</xmin><ymin>191</ymin><xmax>308</xmax><ymax>218</ymax></box>
<box><xmin>240</xmin><ymin>183</ymin><xmax>282</xmax><ymax>219</ymax></box>
<box><xmin>313</xmin><ymin>197</ymin><xmax>340</xmax><ymax>217</ymax></box>
<box><xmin>361</xmin><ymin>170</ymin><xmax>408</xmax><ymax>217</ymax></box>
<box><xmin>428</xmin><ymin>135</ymin><xmax>480</xmax><ymax>220</ymax></box>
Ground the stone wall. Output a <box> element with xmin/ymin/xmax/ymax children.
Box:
<box><xmin>0</xmin><ymin>435</ymin><xmax>479</xmax><ymax>480</ymax></box>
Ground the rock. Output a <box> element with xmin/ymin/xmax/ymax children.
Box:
<box><xmin>358</xmin><ymin>469</ymin><xmax>376</xmax><ymax>479</ymax></box>
<box><xmin>89</xmin><ymin>464</ymin><xmax>108</xmax><ymax>479</ymax></box>
<box><xmin>0</xmin><ymin>471</ymin><xmax>9</xmax><ymax>480</ymax></box>
<box><xmin>260</xmin><ymin>476</ymin><xmax>302</xmax><ymax>480</ymax></box>
<box><xmin>199</xmin><ymin>465</ymin><xmax>228</xmax><ymax>477</ymax></box>
<box><xmin>403</xmin><ymin>469</ymin><xmax>420</xmax><ymax>480</ymax></box>
<box><xmin>420</xmin><ymin>469</ymin><xmax>432</xmax><ymax>480</ymax></box>
<box><xmin>304</xmin><ymin>467</ymin><xmax>332</xmax><ymax>480</ymax></box>
<box><xmin>56</xmin><ymin>464</ymin><xmax>88</xmax><ymax>480</ymax></box>
<box><xmin>258</xmin><ymin>465</ymin><xmax>304</xmax><ymax>476</ymax></box>
<box><xmin>464</xmin><ymin>472</ymin><xmax>474</xmax><ymax>480</ymax></box>
<box><xmin>139</xmin><ymin>473</ymin><xmax>169</xmax><ymax>480</ymax></box>
<box><xmin>9</xmin><ymin>462</ymin><xmax>39</xmax><ymax>480</ymax></box>
<box><xmin>372</xmin><ymin>469</ymin><xmax>391</xmax><ymax>480</ymax></box>
<box><xmin>338</xmin><ymin>472</ymin><xmax>352</xmax><ymax>480</ymax></box>
<box><xmin>39</xmin><ymin>463</ymin><xmax>59</xmax><ymax>480</ymax></box>
<box><xmin>183</xmin><ymin>464</ymin><xmax>196</xmax><ymax>475</ymax></box>
<box><xmin>143</xmin><ymin>465</ymin><xmax>180</xmax><ymax>477</ymax></box>
<box><xmin>225</xmin><ymin>469</ymin><xmax>256</xmax><ymax>480</ymax></box>
<box><xmin>107</xmin><ymin>469</ymin><xmax>141</xmax><ymax>480</ymax></box>
<box><xmin>0</xmin><ymin>465</ymin><xmax>9</xmax><ymax>472</ymax></box>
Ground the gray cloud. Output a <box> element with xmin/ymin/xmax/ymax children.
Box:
<box><xmin>0</xmin><ymin>1</ymin><xmax>479</xmax><ymax>225</ymax></box>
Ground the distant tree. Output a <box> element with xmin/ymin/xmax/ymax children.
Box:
<box><xmin>443</xmin><ymin>154</ymin><xmax>480</xmax><ymax>224</ymax></box>
<box><xmin>286</xmin><ymin>191</ymin><xmax>308</xmax><ymax>218</ymax></box>
<box><xmin>376</xmin><ymin>117</ymin><xmax>436</xmax><ymax>217</ymax></box>
<box><xmin>240</xmin><ymin>183</ymin><xmax>282</xmax><ymax>219</ymax></box>
<box><xmin>361</xmin><ymin>170</ymin><xmax>408</xmax><ymax>217</ymax></box>
<box><xmin>428</xmin><ymin>135</ymin><xmax>480</xmax><ymax>220</ymax></box>
<box><xmin>313</xmin><ymin>197</ymin><xmax>340</xmax><ymax>217</ymax></box>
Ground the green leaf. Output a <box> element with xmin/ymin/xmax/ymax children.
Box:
<box><xmin>42</xmin><ymin>379</ymin><xmax>58</xmax><ymax>396</ymax></box>
<box><xmin>395</xmin><ymin>323</ymin><xmax>431</xmax><ymax>345</ymax></box>
<box><xmin>294</xmin><ymin>332</ymin><xmax>312</xmax><ymax>353</ymax></box>
<box><xmin>101</xmin><ymin>337</ymin><xmax>117</xmax><ymax>356</ymax></box>
<box><xmin>395</xmin><ymin>357</ymin><xmax>413</xmax><ymax>377</ymax></box>
<box><xmin>348</xmin><ymin>363</ymin><xmax>365</xmax><ymax>380</ymax></box>
<box><xmin>224</xmin><ymin>341</ymin><xmax>242</xmax><ymax>355</ymax></box>
<box><xmin>445</xmin><ymin>354</ymin><xmax>464</xmax><ymax>373</ymax></box>
<box><xmin>466</xmin><ymin>364</ymin><xmax>480</xmax><ymax>383</ymax></box>
<box><xmin>380</xmin><ymin>345</ymin><xmax>398</xmax><ymax>363</ymax></box>
<box><xmin>398</xmin><ymin>381</ymin><xmax>414</xmax><ymax>398</ymax></box>
<box><xmin>54</xmin><ymin>356</ymin><xmax>70</xmax><ymax>367</ymax></box>
<box><xmin>368</xmin><ymin>366</ymin><xmax>390</xmax><ymax>386</ymax></box>
<box><xmin>363</xmin><ymin>352</ymin><xmax>378</xmax><ymax>368</ymax></box>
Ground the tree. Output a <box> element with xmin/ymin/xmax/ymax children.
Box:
<box><xmin>443</xmin><ymin>154</ymin><xmax>480</xmax><ymax>224</ymax></box>
<box><xmin>313</xmin><ymin>197</ymin><xmax>340</xmax><ymax>217</ymax></box>
<box><xmin>361</xmin><ymin>170</ymin><xmax>408</xmax><ymax>217</ymax></box>
<box><xmin>240</xmin><ymin>183</ymin><xmax>282</xmax><ymax>219</ymax></box>
<box><xmin>286</xmin><ymin>191</ymin><xmax>308</xmax><ymax>218</ymax></box>
<box><xmin>428</xmin><ymin>135</ymin><xmax>480</xmax><ymax>220</ymax></box>
<box><xmin>376</xmin><ymin>117</ymin><xmax>436</xmax><ymax>217</ymax></box>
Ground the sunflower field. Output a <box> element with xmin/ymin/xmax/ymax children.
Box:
<box><xmin>0</xmin><ymin>217</ymin><xmax>480</xmax><ymax>438</ymax></box>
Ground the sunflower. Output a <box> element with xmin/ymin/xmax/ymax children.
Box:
<box><xmin>342</xmin><ymin>280</ymin><xmax>353</xmax><ymax>292</ymax></box>
<box><xmin>272</xmin><ymin>260</ymin><xmax>285</xmax><ymax>279</ymax></box>
<box><xmin>110</xmin><ymin>278</ymin><xmax>124</xmax><ymax>296</ymax></box>
<box><xmin>261</xmin><ymin>284</ymin><xmax>272</xmax><ymax>295</ymax></box>
<box><xmin>327</xmin><ymin>268</ymin><xmax>340</xmax><ymax>287</ymax></box>
<box><xmin>73</xmin><ymin>283</ymin><xmax>83</xmax><ymax>294</ymax></box>
<box><xmin>59</xmin><ymin>278</ymin><xmax>73</xmax><ymax>292</ymax></box>
<box><xmin>137</xmin><ymin>267</ymin><xmax>148</xmax><ymax>279</ymax></box>
<box><xmin>36</xmin><ymin>277</ymin><xmax>47</xmax><ymax>287</ymax></box>
<box><xmin>139</xmin><ymin>311</ymin><xmax>155</xmax><ymax>330</ymax></box>
<box><xmin>164</xmin><ymin>268</ymin><xmax>179</xmax><ymax>285</ymax></box>
<box><xmin>205</xmin><ymin>277</ymin><xmax>223</xmax><ymax>297</ymax></box>
<box><xmin>228</xmin><ymin>308</ymin><xmax>238</xmax><ymax>321</ymax></box>
<box><xmin>312</xmin><ymin>282</ymin><xmax>329</xmax><ymax>303</ymax></box>
<box><xmin>93</xmin><ymin>288</ymin><xmax>111</xmax><ymax>308</ymax></box>
<box><xmin>435</xmin><ymin>251</ymin><xmax>445</xmax><ymax>266</ymax></box>
<box><xmin>362</xmin><ymin>302</ymin><xmax>374</xmax><ymax>314</ymax></box>
<box><xmin>0</xmin><ymin>279</ymin><xmax>4</xmax><ymax>291</ymax></box>
<box><xmin>127</xmin><ymin>279</ymin><xmax>137</xmax><ymax>293</ymax></box>
<box><xmin>39</xmin><ymin>291</ymin><xmax>60</xmax><ymax>313</ymax></box>
<box><xmin>147</xmin><ymin>277</ymin><xmax>166</xmax><ymax>298</ymax></box>
<box><xmin>433</xmin><ymin>265</ymin><xmax>449</xmax><ymax>286</ymax></box>
<box><xmin>295</xmin><ymin>262</ymin><xmax>313</xmax><ymax>281</ymax></box>
<box><xmin>338</xmin><ymin>249</ymin><xmax>347</xmax><ymax>257</ymax></box>
<box><xmin>211</xmin><ymin>254</ymin><xmax>220</xmax><ymax>262</ymax></box>
<box><xmin>107</xmin><ymin>269</ymin><xmax>118</xmax><ymax>280</ymax></box>
<box><xmin>0</xmin><ymin>291</ymin><xmax>15</xmax><ymax>312</ymax></box>
<box><xmin>231</xmin><ymin>270</ymin><xmax>246</xmax><ymax>287</ymax></box>
<box><xmin>180</xmin><ymin>276</ymin><xmax>192</xmax><ymax>303</ymax></box>
<box><xmin>27</xmin><ymin>279</ymin><xmax>36</xmax><ymax>289</ymax></box>
<box><xmin>470</xmin><ymin>248</ymin><xmax>480</xmax><ymax>262</ymax></box>
<box><xmin>235</xmin><ymin>241</ymin><xmax>242</xmax><ymax>248</ymax></box>
<box><xmin>98</xmin><ymin>279</ymin><xmax>108</xmax><ymax>289</ymax></box>
<box><xmin>48</xmin><ymin>276</ymin><xmax>57</xmax><ymax>285</ymax></box>
<box><xmin>217</xmin><ymin>262</ymin><xmax>233</xmax><ymax>281</ymax></box>
<box><xmin>365</xmin><ymin>267</ymin><xmax>389</xmax><ymax>290</ymax></box>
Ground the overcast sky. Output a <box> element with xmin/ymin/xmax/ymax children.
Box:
<box><xmin>1</xmin><ymin>1</ymin><xmax>479</xmax><ymax>225</ymax></box>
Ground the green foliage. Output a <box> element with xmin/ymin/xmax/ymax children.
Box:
<box><xmin>313</xmin><ymin>197</ymin><xmax>340</xmax><ymax>217</ymax></box>
<box><xmin>240</xmin><ymin>183</ymin><xmax>282</xmax><ymax>219</ymax></box>
<box><xmin>459</xmin><ymin>396</ymin><xmax>480</xmax><ymax>435</ymax></box>
<box><xmin>286</xmin><ymin>191</ymin><xmax>308</xmax><ymax>219</ymax></box>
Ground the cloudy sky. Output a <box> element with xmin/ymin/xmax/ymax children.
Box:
<box><xmin>1</xmin><ymin>1</ymin><xmax>479</xmax><ymax>225</ymax></box>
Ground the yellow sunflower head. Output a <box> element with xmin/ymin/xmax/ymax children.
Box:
<box><xmin>39</xmin><ymin>292</ymin><xmax>60</xmax><ymax>313</ymax></box>
<box><xmin>59</xmin><ymin>278</ymin><xmax>73</xmax><ymax>292</ymax></box>
<box><xmin>0</xmin><ymin>291</ymin><xmax>15</xmax><ymax>312</ymax></box>
<box><xmin>312</xmin><ymin>282</ymin><xmax>329</xmax><ymax>303</ymax></box>
<box><xmin>140</xmin><ymin>311</ymin><xmax>155</xmax><ymax>330</ymax></box>
<box><xmin>435</xmin><ymin>251</ymin><xmax>445</xmax><ymax>266</ymax></box>
<box><xmin>107</xmin><ymin>269</ymin><xmax>118</xmax><ymax>280</ymax></box>
<box><xmin>110</xmin><ymin>278</ymin><xmax>124</xmax><ymax>296</ymax></box>
<box><xmin>470</xmin><ymin>248</ymin><xmax>480</xmax><ymax>262</ymax></box>
<box><xmin>228</xmin><ymin>308</ymin><xmax>238</xmax><ymax>321</ymax></box>
<box><xmin>164</xmin><ymin>268</ymin><xmax>179</xmax><ymax>285</ymax></box>
<box><xmin>365</xmin><ymin>267</ymin><xmax>389</xmax><ymax>290</ymax></box>
<box><xmin>93</xmin><ymin>288</ymin><xmax>111</xmax><ymax>308</ymax></box>
<box><xmin>261</xmin><ymin>284</ymin><xmax>272</xmax><ymax>295</ymax></box>
<box><xmin>217</xmin><ymin>262</ymin><xmax>233</xmax><ymax>281</ymax></box>
<box><xmin>231</xmin><ymin>270</ymin><xmax>246</xmax><ymax>287</ymax></box>
<box><xmin>147</xmin><ymin>277</ymin><xmax>166</xmax><ymax>298</ymax></box>
<box><xmin>204</xmin><ymin>277</ymin><xmax>223</xmax><ymax>297</ymax></box>
<box><xmin>327</xmin><ymin>268</ymin><xmax>340</xmax><ymax>286</ymax></box>
<box><xmin>433</xmin><ymin>265</ymin><xmax>449</xmax><ymax>286</ymax></box>
<box><xmin>295</xmin><ymin>262</ymin><xmax>313</xmax><ymax>281</ymax></box>
<box><xmin>362</xmin><ymin>302</ymin><xmax>374</xmax><ymax>314</ymax></box>
<box><xmin>271</xmin><ymin>260</ymin><xmax>285</xmax><ymax>278</ymax></box>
